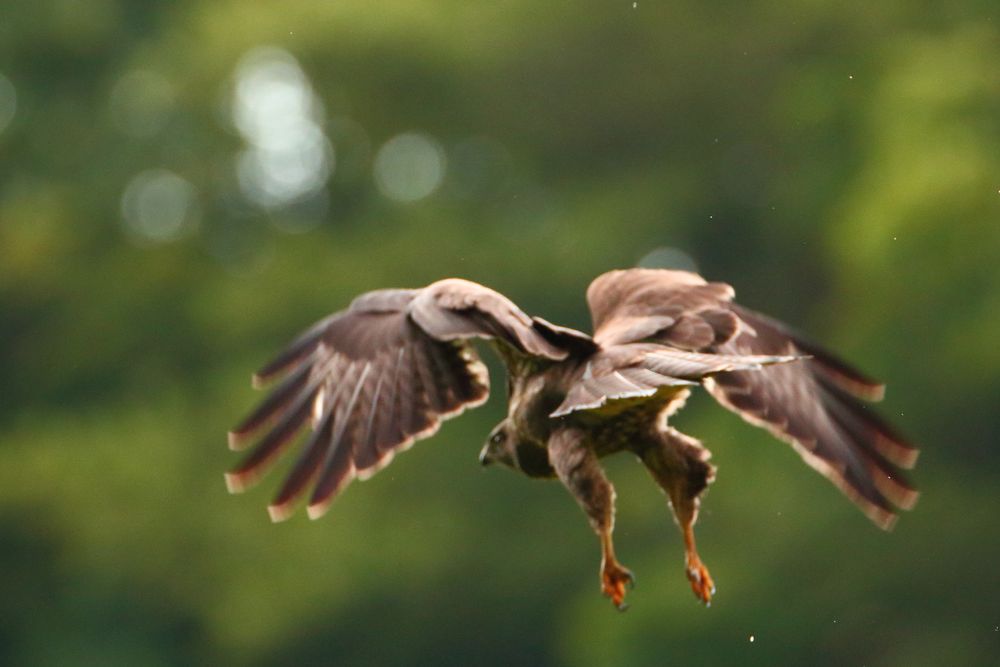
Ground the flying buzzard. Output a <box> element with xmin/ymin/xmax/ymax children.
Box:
<box><xmin>227</xmin><ymin>268</ymin><xmax>918</xmax><ymax>609</ymax></box>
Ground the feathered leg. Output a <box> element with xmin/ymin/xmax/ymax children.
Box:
<box><xmin>548</xmin><ymin>428</ymin><xmax>634</xmax><ymax>610</ymax></box>
<box><xmin>637</xmin><ymin>426</ymin><xmax>717</xmax><ymax>605</ymax></box>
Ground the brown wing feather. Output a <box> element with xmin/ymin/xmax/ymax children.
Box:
<box><xmin>706</xmin><ymin>307</ymin><xmax>918</xmax><ymax>529</ymax></box>
<box><xmin>730</xmin><ymin>304</ymin><xmax>886</xmax><ymax>401</ymax></box>
<box><xmin>586</xmin><ymin>269</ymin><xmax>740</xmax><ymax>348</ymax></box>
<box><xmin>584</xmin><ymin>268</ymin><xmax>918</xmax><ymax>529</ymax></box>
<box><xmin>229</xmin><ymin>279</ymin><xmax>573</xmax><ymax>520</ymax></box>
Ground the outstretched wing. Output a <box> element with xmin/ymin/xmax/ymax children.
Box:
<box><xmin>584</xmin><ymin>268</ymin><xmax>919</xmax><ymax>529</ymax></box>
<box><xmin>706</xmin><ymin>306</ymin><xmax>918</xmax><ymax>529</ymax></box>
<box><xmin>228</xmin><ymin>278</ymin><xmax>571</xmax><ymax>521</ymax></box>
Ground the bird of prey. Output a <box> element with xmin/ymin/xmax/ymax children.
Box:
<box><xmin>227</xmin><ymin>268</ymin><xmax>918</xmax><ymax>609</ymax></box>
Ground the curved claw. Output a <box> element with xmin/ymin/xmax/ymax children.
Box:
<box><xmin>686</xmin><ymin>558</ymin><xmax>716</xmax><ymax>606</ymax></box>
<box><xmin>602</xmin><ymin>561</ymin><xmax>636</xmax><ymax>610</ymax></box>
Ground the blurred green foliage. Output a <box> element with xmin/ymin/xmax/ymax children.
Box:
<box><xmin>2</xmin><ymin>1</ymin><xmax>999</xmax><ymax>665</ymax></box>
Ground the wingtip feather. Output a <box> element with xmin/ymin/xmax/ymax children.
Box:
<box><xmin>878</xmin><ymin>436</ymin><xmax>920</xmax><ymax>470</ymax></box>
<box><xmin>830</xmin><ymin>374</ymin><xmax>886</xmax><ymax>402</ymax></box>
<box><xmin>225</xmin><ymin>472</ymin><xmax>248</xmax><ymax>494</ymax></box>
<box><xmin>306</xmin><ymin>501</ymin><xmax>330</xmax><ymax>521</ymax></box>
<box><xmin>268</xmin><ymin>503</ymin><xmax>294</xmax><ymax>523</ymax></box>
<box><xmin>872</xmin><ymin>471</ymin><xmax>920</xmax><ymax>511</ymax></box>
<box><xmin>898</xmin><ymin>446</ymin><xmax>920</xmax><ymax>469</ymax></box>
<box><xmin>867</xmin><ymin>383</ymin><xmax>886</xmax><ymax>402</ymax></box>
<box><xmin>871</xmin><ymin>508</ymin><xmax>899</xmax><ymax>532</ymax></box>
<box><xmin>227</xmin><ymin>431</ymin><xmax>244</xmax><ymax>451</ymax></box>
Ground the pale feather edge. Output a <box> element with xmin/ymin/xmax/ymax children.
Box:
<box><xmin>301</xmin><ymin>346</ymin><xmax>491</xmax><ymax>520</ymax></box>
<box><xmin>702</xmin><ymin>376</ymin><xmax>911</xmax><ymax>530</ymax></box>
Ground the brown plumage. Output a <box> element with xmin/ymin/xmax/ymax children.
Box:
<box><xmin>228</xmin><ymin>268</ymin><xmax>918</xmax><ymax>609</ymax></box>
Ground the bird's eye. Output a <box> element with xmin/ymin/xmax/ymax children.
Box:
<box><xmin>490</xmin><ymin>431</ymin><xmax>504</xmax><ymax>445</ymax></box>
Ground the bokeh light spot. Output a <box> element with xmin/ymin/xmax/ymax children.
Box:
<box><xmin>374</xmin><ymin>132</ymin><xmax>446</xmax><ymax>203</ymax></box>
<box><xmin>120</xmin><ymin>169</ymin><xmax>200</xmax><ymax>244</ymax></box>
<box><xmin>230</xmin><ymin>47</ymin><xmax>333</xmax><ymax>213</ymax></box>
<box><xmin>236</xmin><ymin>125</ymin><xmax>330</xmax><ymax>208</ymax></box>
<box><xmin>637</xmin><ymin>246</ymin><xmax>699</xmax><ymax>273</ymax></box>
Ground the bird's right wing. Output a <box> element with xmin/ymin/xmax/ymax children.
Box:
<box><xmin>584</xmin><ymin>267</ymin><xmax>919</xmax><ymax>530</ymax></box>
<box><xmin>704</xmin><ymin>306</ymin><xmax>919</xmax><ymax>529</ymax></box>
<box><xmin>227</xmin><ymin>279</ymin><xmax>572</xmax><ymax>521</ymax></box>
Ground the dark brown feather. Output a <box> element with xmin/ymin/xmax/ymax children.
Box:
<box><xmin>229</xmin><ymin>362</ymin><xmax>314</xmax><ymax>449</ymax></box>
<box><xmin>229</xmin><ymin>279</ymin><xmax>557</xmax><ymax>520</ymax></box>
<box><xmin>307</xmin><ymin>361</ymin><xmax>372</xmax><ymax>514</ymax></box>
<box><xmin>252</xmin><ymin>314</ymin><xmax>337</xmax><ymax>387</ymax></box>
<box><xmin>531</xmin><ymin>317</ymin><xmax>598</xmax><ymax>356</ymax></box>
<box><xmin>268</xmin><ymin>407</ymin><xmax>336</xmax><ymax>521</ymax></box>
<box><xmin>225</xmin><ymin>378</ymin><xmax>319</xmax><ymax>493</ymax></box>
<box><xmin>731</xmin><ymin>305</ymin><xmax>886</xmax><ymax>400</ymax></box>
<box><xmin>705</xmin><ymin>308</ymin><xmax>919</xmax><ymax>529</ymax></box>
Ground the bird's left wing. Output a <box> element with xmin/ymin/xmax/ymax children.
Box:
<box><xmin>227</xmin><ymin>279</ymin><xmax>570</xmax><ymax>520</ymax></box>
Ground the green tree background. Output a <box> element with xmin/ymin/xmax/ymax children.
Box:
<box><xmin>2</xmin><ymin>1</ymin><xmax>998</xmax><ymax>665</ymax></box>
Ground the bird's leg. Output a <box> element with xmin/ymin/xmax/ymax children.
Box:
<box><xmin>548</xmin><ymin>428</ymin><xmax>634</xmax><ymax>610</ymax></box>
<box><xmin>638</xmin><ymin>426</ymin><xmax>717</xmax><ymax>605</ymax></box>
<box><xmin>680</xmin><ymin>517</ymin><xmax>714</xmax><ymax>605</ymax></box>
<box><xmin>597</xmin><ymin>524</ymin><xmax>634</xmax><ymax>610</ymax></box>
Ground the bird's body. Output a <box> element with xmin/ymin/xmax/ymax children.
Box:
<box><xmin>228</xmin><ymin>268</ymin><xmax>918</xmax><ymax>609</ymax></box>
<box><xmin>485</xmin><ymin>352</ymin><xmax>688</xmax><ymax>469</ymax></box>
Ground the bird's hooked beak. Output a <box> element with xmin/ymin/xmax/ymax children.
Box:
<box><xmin>479</xmin><ymin>443</ymin><xmax>494</xmax><ymax>467</ymax></box>
<box><xmin>480</xmin><ymin>422</ymin><xmax>508</xmax><ymax>468</ymax></box>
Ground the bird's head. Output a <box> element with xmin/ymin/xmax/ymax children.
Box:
<box><xmin>479</xmin><ymin>421</ymin><xmax>516</xmax><ymax>469</ymax></box>
<box><xmin>479</xmin><ymin>420</ymin><xmax>554</xmax><ymax>478</ymax></box>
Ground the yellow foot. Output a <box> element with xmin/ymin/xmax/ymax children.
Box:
<box><xmin>686</xmin><ymin>555</ymin><xmax>715</xmax><ymax>606</ymax></box>
<box><xmin>601</xmin><ymin>560</ymin><xmax>635</xmax><ymax>611</ymax></box>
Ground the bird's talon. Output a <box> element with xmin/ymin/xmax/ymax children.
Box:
<box><xmin>685</xmin><ymin>558</ymin><xmax>716</xmax><ymax>605</ymax></box>
<box><xmin>601</xmin><ymin>561</ymin><xmax>635</xmax><ymax>610</ymax></box>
